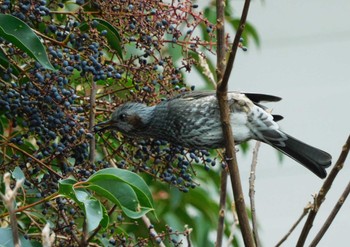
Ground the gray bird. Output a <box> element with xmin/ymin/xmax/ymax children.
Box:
<box><xmin>96</xmin><ymin>91</ymin><xmax>332</xmax><ymax>178</ymax></box>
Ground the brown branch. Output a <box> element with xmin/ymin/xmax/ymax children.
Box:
<box><xmin>217</xmin><ymin>0</ymin><xmax>251</xmax><ymax>92</ymax></box>
<box><xmin>216</xmin><ymin>169</ymin><xmax>228</xmax><ymax>247</ymax></box>
<box><xmin>60</xmin><ymin>209</ymin><xmax>80</xmax><ymax>244</ymax></box>
<box><xmin>296</xmin><ymin>135</ymin><xmax>350</xmax><ymax>246</ymax></box>
<box><xmin>275</xmin><ymin>203</ymin><xmax>312</xmax><ymax>247</ymax></box>
<box><xmin>309</xmin><ymin>179</ymin><xmax>350</xmax><ymax>246</ymax></box>
<box><xmin>7</xmin><ymin>143</ymin><xmax>62</xmax><ymax>178</ymax></box>
<box><xmin>249</xmin><ymin>141</ymin><xmax>261</xmax><ymax>247</ymax></box>
<box><xmin>215</xmin><ymin>0</ymin><xmax>255</xmax><ymax>246</ymax></box>
<box><xmin>142</xmin><ymin>215</ymin><xmax>166</xmax><ymax>247</ymax></box>
<box><xmin>215</xmin><ymin>0</ymin><xmax>228</xmax><ymax>246</ymax></box>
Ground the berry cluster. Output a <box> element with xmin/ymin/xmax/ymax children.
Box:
<box><xmin>0</xmin><ymin>0</ymin><xmax>220</xmax><ymax>245</ymax></box>
<box><xmin>102</xmin><ymin>137</ymin><xmax>217</xmax><ymax>192</ymax></box>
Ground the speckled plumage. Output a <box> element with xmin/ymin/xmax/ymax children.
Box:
<box><xmin>96</xmin><ymin>91</ymin><xmax>332</xmax><ymax>178</ymax></box>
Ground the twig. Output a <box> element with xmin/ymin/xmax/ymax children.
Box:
<box><xmin>309</xmin><ymin>179</ymin><xmax>350</xmax><ymax>246</ymax></box>
<box><xmin>216</xmin><ymin>169</ymin><xmax>228</xmax><ymax>247</ymax></box>
<box><xmin>60</xmin><ymin>209</ymin><xmax>80</xmax><ymax>244</ymax></box>
<box><xmin>218</xmin><ymin>0</ymin><xmax>251</xmax><ymax>92</ymax></box>
<box><xmin>215</xmin><ymin>0</ymin><xmax>228</xmax><ymax>246</ymax></box>
<box><xmin>249</xmin><ymin>141</ymin><xmax>261</xmax><ymax>247</ymax></box>
<box><xmin>275</xmin><ymin>202</ymin><xmax>312</xmax><ymax>247</ymax></box>
<box><xmin>89</xmin><ymin>80</ymin><xmax>97</xmax><ymax>163</ymax></box>
<box><xmin>142</xmin><ymin>215</ymin><xmax>166</xmax><ymax>247</ymax></box>
<box><xmin>80</xmin><ymin>219</ymin><xmax>88</xmax><ymax>247</ymax></box>
<box><xmin>216</xmin><ymin>0</ymin><xmax>226</xmax><ymax>84</ymax></box>
<box><xmin>42</xmin><ymin>223</ymin><xmax>55</xmax><ymax>247</ymax></box>
<box><xmin>184</xmin><ymin>225</ymin><xmax>193</xmax><ymax>247</ymax></box>
<box><xmin>296</xmin><ymin>135</ymin><xmax>350</xmax><ymax>246</ymax></box>
<box><xmin>226</xmin><ymin>203</ymin><xmax>239</xmax><ymax>247</ymax></box>
<box><xmin>7</xmin><ymin>143</ymin><xmax>62</xmax><ymax>178</ymax></box>
<box><xmin>216</xmin><ymin>0</ymin><xmax>255</xmax><ymax>246</ymax></box>
<box><xmin>0</xmin><ymin>173</ymin><xmax>24</xmax><ymax>247</ymax></box>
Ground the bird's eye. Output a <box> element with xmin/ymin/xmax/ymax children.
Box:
<box><xmin>119</xmin><ymin>113</ymin><xmax>127</xmax><ymax>121</ymax></box>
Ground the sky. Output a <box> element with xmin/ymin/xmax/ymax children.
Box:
<box><xmin>191</xmin><ymin>0</ymin><xmax>350</xmax><ymax>246</ymax></box>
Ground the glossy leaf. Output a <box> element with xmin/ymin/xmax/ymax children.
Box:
<box><xmin>58</xmin><ymin>178</ymin><xmax>108</xmax><ymax>232</ymax></box>
<box><xmin>75</xmin><ymin>189</ymin><xmax>105</xmax><ymax>232</ymax></box>
<box><xmin>0</xmin><ymin>14</ymin><xmax>55</xmax><ymax>70</ymax></box>
<box><xmin>87</xmin><ymin>168</ymin><xmax>155</xmax><ymax>219</ymax></box>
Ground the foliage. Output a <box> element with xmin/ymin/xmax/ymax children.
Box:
<box><xmin>0</xmin><ymin>0</ymin><xmax>258</xmax><ymax>246</ymax></box>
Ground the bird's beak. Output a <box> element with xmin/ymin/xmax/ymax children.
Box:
<box><xmin>94</xmin><ymin>120</ymin><xmax>114</xmax><ymax>132</ymax></box>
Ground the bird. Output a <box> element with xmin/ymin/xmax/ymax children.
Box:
<box><xmin>96</xmin><ymin>91</ymin><xmax>332</xmax><ymax>178</ymax></box>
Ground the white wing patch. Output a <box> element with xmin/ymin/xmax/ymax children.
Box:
<box><xmin>246</xmin><ymin>106</ymin><xmax>288</xmax><ymax>146</ymax></box>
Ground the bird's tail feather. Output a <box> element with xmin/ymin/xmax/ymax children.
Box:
<box><xmin>270</xmin><ymin>133</ymin><xmax>332</xmax><ymax>178</ymax></box>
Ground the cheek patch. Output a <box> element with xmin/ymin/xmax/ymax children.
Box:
<box><xmin>127</xmin><ymin>115</ymin><xmax>146</xmax><ymax>129</ymax></box>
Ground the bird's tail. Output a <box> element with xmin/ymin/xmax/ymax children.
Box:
<box><xmin>270</xmin><ymin>133</ymin><xmax>332</xmax><ymax>178</ymax></box>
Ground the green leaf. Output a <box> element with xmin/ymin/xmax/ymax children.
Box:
<box><xmin>0</xmin><ymin>14</ymin><xmax>55</xmax><ymax>70</ymax></box>
<box><xmin>58</xmin><ymin>178</ymin><xmax>79</xmax><ymax>202</ymax></box>
<box><xmin>79</xmin><ymin>18</ymin><xmax>123</xmax><ymax>59</ymax></box>
<box><xmin>0</xmin><ymin>228</ymin><xmax>33</xmax><ymax>247</ymax></box>
<box><xmin>87</xmin><ymin>168</ymin><xmax>155</xmax><ymax>219</ymax></box>
<box><xmin>0</xmin><ymin>48</ymin><xmax>8</xmax><ymax>64</ymax></box>
<box><xmin>88</xmin><ymin>182</ymin><xmax>139</xmax><ymax>212</ymax></box>
<box><xmin>58</xmin><ymin>178</ymin><xmax>108</xmax><ymax>232</ymax></box>
<box><xmin>11</xmin><ymin>167</ymin><xmax>25</xmax><ymax>181</ymax></box>
<box><xmin>75</xmin><ymin>190</ymin><xmax>104</xmax><ymax>232</ymax></box>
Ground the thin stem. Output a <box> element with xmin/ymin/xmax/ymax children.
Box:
<box><xmin>217</xmin><ymin>0</ymin><xmax>251</xmax><ymax>92</ymax></box>
<box><xmin>216</xmin><ymin>169</ymin><xmax>228</xmax><ymax>247</ymax></box>
<box><xmin>7</xmin><ymin>143</ymin><xmax>62</xmax><ymax>178</ymax></box>
<box><xmin>142</xmin><ymin>215</ymin><xmax>166</xmax><ymax>247</ymax></box>
<box><xmin>89</xmin><ymin>80</ymin><xmax>97</xmax><ymax>163</ymax></box>
<box><xmin>275</xmin><ymin>203</ymin><xmax>312</xmax><ymax>247</ymax></box>
<box><xmin>296</xmin><ymin>135</ymin><xmax>350</xmax><ymax>246</ymax></box>
<box><xmin>309</xmin><ymin>180</ymin><xmax>350</xmax><ymax>246</ymax></box>
<box><xmin>249</xmin><ymin>141</ymin><xmax>261</xmax><ymax>247</ymax></box>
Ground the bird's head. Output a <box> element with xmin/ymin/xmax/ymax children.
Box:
<box><xmin>95</xmin><ymin>102</ymin><xmax>154</xmax><ymax>136</ymax></box>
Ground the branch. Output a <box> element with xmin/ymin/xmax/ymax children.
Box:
<box><xmin>89</xmin><ymin>80</ymin><xmax>97</xmax><ymax>163</ymax></box>
<box><xmin>226</xmin><ymin>203</ymin><xmax>239</xmax><ymax>247</ymax></box>
<box><xmin>296</xmin><ymin>135</ymin><xmax>350</xmax><ymax>246</ymax></box>
<box><xmin>216</xmin><ymin>0</ymin><xmax>255</xmax><ymax>246</ymax></box>
<box><xmin>0</xmin><ymin>173</ymin><xmax>24</xmax><ymax>247</ymax></box>
<box><xmin>275</xmin><ymin>203</ymin><xmax>312</xmax><ymax>246</ymax></box>
<box><xmin>215</xmin><ymin>0</ymin><xmax>228</xmax><ymax>246</ymax></box>
<box><xmin>249</xmin><ymin>141</ymin><xmax>262</xmax><ymax>247</ymax></box>
<box><xmin>142</xmin><ymin>215</ymin><xmax>166</xmax><ymax>247</ymax></box>
<box><xmin>217</xmin><ymin>0</ymin><xmax>251</xmax><ymax>92</ymax></box>
<box><xmin>309</xmin><ymin>179</ymin><xmax>350</xmax><ymax>246</ymax></box>
<box><xmin>216</xmin><ymin>168</ymin><xmax>228</xmax><ymax>247</ymax></box>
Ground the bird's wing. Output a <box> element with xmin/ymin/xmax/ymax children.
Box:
<box><xmin>170</xmin><ymin>91</ymin><xmax>215</xmax><ymax>101</ymax></box>
<box><xmin>171</xmin><ymin>91</ymin><xmax>281</xmax><ymax>102</ymax></box>
<box><xmin>243</xmin><ymin>93</ymin><xmax>282</xmax><ymax>103</ymax></box>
